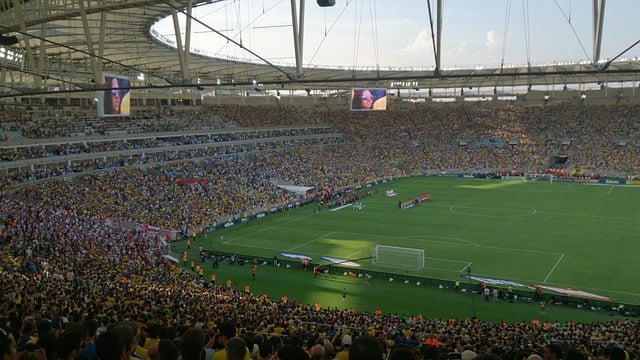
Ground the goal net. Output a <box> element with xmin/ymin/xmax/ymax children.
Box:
<box><xmin>371</xmin><ymin>245</ymin><xmax>425</xmax><ymax>270</ymax></box>
<box><xmin>524</xmin><ymin>173</ymin><xmax>554</xmax><ymax>183</ymax></box>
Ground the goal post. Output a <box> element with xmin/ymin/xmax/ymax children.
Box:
<box><xmin>371</xmin><ymin>245</ymin><xmax>425</xmax><ymax>270</ymax></box>
<box><xmin>524</xmin><ymin>173</ymin><xmax>554</xmax><ymax>183</ymax></box>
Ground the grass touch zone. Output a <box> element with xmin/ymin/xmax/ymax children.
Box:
<box><xmin>173</xmin><ymin>176</ymin><xmax>640</xmax><ymax>322</ymax></box>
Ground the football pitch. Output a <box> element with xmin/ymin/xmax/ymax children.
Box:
<box><xmin>174</xmin><ymin>177</ymin><xmax>640</xmax><ymax>322</ymax></box>
<box><xmin>199</xmin><ymin>177</ymin><xmax>640</xmax><ymax>304</ymax></box>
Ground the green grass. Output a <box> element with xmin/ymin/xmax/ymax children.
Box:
<box><xmin>173</xmin><ymin>177</ymin><xmax>640</xmax><ymax>323</ymax></box>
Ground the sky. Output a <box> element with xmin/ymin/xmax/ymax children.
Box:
<box><xmin>153</xmin><ymin>0</ymin><xmax>640</xmax><ymax>70</ymax></box>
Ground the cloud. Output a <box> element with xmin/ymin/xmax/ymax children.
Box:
<box><xmin>443</xmin><ymin>41</ymin><xmax>486</xmax><ymax>67</ymax></box>
<box><xmin>486</xmin><ymin>29</ymin><xmax>499</xmax><ymax>50</ymax></box>
<box><xmin>484</xmin><ymin>29</ymin><xmax>501</xmax><ymax>64</ymax></box>
<box><xmin>403</xmin><ymin>29</ymin><xmax>431</xmax><ymax>53</ymax></box>
<box><xmin>457</xmin><ymin>41</ymin><xmax>469</xmax><ymax>54</ymax></box>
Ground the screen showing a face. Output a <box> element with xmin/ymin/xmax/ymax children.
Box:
<box><xmin>98</xmin><ymin>75</ymin><xmax>130</xmax><ymax>117</ymax></box>
<box><xmin>350</xmin><ymin>88</ymin><xmax>387</xmax><ymax>111</ymax></box>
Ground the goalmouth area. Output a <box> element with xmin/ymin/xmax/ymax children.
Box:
<box><xmin>371</xmin><ymin>244</ymin><xmax>425</xmax><ymax>270</ymax></box>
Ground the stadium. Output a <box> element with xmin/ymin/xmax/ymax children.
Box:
<box><xmin>1</xmin><ymin>1</ymin><xmax>639</xmax><ymax>360</ymax></box>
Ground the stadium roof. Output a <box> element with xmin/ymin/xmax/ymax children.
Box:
<box><xmin>1</xmin><ymin>0</ymin><xmax>640</xmax><ymax>98</ymax></box>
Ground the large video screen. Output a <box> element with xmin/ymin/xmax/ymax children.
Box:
<box><xmin>98</xmin><ymin>74</ymin><xmax>131</xmax><ymax>117</ymax></box>
<box><xmin>350</xmin><ymin>88</ymin><xmax>387</xmax><ymax>111</ymax></box>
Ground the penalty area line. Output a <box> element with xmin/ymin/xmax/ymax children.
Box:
<box><xmin>330</xmin><ymin>204</ymin><xmax>352</xmax><ymax>211</ymax></box>
<box><xmin>543</xmin><ymin>254</ymin><xmax>565</xmax><ymax>283</ymax></box>
<box><xmin>287</xmin><ymin>231</ymin><xmax>335</xmax><ymax>252</ymax></box>
<box><xmin>459</xmin><ymin>262</ymin><xmax>472</xmax><ymax>273</ymax></box>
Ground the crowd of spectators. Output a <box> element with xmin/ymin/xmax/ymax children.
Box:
<box><xmin>0</xmin><ymin>102</ymin><xmax>639</xmax><ymax>360</ymax></box>
<box><xmin>0</xmin><ymin>127</ymin><xmax>339</xmax><ymax>162</ymax></box>
<box><xmin>1</xmin><ymin>103</ymin><xmax>638</xmax><ymax>185</ymax></box>
<box><xmin>11</xmin><ymin>134</ymin><xmax>398</xmax><ymax>231</ymax></box>
<box><xmin>1</xmin><ymin>187</ymin><xmax>639</xmax><ymax>360</ymax></box>
<box><xmin>0</xmin><ymin>134</ymin><xmax>345</xmax><ymax>190</ymax></box>
<box><xmin>19</xmin><ymin>111</ymin><xmax>235</xmax><ymax>138</ymax></box>
<box><xmin>318</xmin><ymin>103</ymin><xmax>639</xmax><ymax>177</ymax></box>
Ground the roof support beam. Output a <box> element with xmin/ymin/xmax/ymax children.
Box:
<box><xmin>170</xmin><ymin>8</ymin><xmax>187</xmax><ymax>83</ymax></box>
<box><xmin>182</xmin><ymin>0</ymin><xmax>193</xmax><ymax>82</ymax></box>
<box><xmin>0</xmin><ymin>61</ymin><xmax>6</xmax><ymax>90</ymax></box>
<box><xmin>592</xmin><ymin>0</ymin><xmax>605</xmax><ymax>65</ymax></box>
<box><xmin>37</xmin><ymin>22</ymin><xmax>47</xmax><ymax>85</ymax></box>
<box><xmin>13</xmin><ymin>0</ymin><xmax>39</xmax><ymax>88</ymax></box>
<box><xmin>426</xmin><ymin>0</ymin><xmax>443</xmax><ymax>76</ymax></box>
<box><xmin>78</xmin><ymin>0</ymin><xmax>102</xmax><ymax>85</ymax></box>
<box><xmin>98</xmin><ymin>12</ymin><xmax>106</xmax><ymax>62</ymax></box>
<box><xmin>289</xmin><ymin>0</ymin><xmax>305</xmax><ymax>79</ymax></box>
<box><xmin>435</xmin><ymin>0</ymin><xmax>442</xmax><ymax>76</ymax></box>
